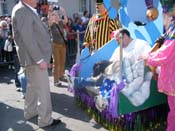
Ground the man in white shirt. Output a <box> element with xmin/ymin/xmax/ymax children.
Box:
<box><xmin>110</xmin><ymin>28</ymin><xmax>152</xmax><ymax>106</ymax></box>
<box><xmin>110</xmin><ymin>29</ymin><xmax>151</xmax><ymax>62</ymax></box>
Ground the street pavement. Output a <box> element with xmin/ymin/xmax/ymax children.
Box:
<box><xmin>0</xmin><ymin>67</ymin><xmax>108</xmax><ymax>131</ymax></box>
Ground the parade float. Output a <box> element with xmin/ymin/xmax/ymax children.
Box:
<box><xmin>67</xmin><ymin>0</ymin><xmax>168</xmax><ymax>130</ymax></box>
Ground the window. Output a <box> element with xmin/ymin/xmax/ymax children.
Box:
<box><xmin>79</xmin><ymin>0</ymin><xmax>86</xmax><ymax>12</ymax></box>
<box><xmin>1</xmin><ymin>1</ymin><xmax>8</xmax><ymax>15</ymax></box>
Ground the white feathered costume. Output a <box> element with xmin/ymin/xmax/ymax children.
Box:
<box><xmin>109</xmin><ymin>39</ymin><xmax>153</xmax><ymax>106</ymax></box>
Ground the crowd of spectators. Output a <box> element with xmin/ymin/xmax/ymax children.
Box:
<box><xmin>0</xmin><ymin>16</ymin><xmax>15</xmax><ymax>68</ymax></box>
<box><xmin>0</xmin><ymin>9</ymin><xmax>90</xmax><ymax>98</ymax></box>
<box><xmin>37</xmin><ymin>0</ymin><xmax>90</xmax><ymax>50</ymax></box>
<box><xmin>0</xmin><ymin>8</ymin><xmax>91</xmax><ymax>66</ymax></box>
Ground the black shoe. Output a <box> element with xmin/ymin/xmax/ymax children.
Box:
<box><xmin>54</xmin><ymin>82</ymin><xmax>62</xmax><ymax>87</ymax></box>
<box><xmin>48</xmin><ymin>119</ymin><xmax>61</xmax><ymax>127</ymax></box>
<box><xmin>59</xmin><ymin>76</ymin><xmax>67</xmax><ymax>82</ymax></box>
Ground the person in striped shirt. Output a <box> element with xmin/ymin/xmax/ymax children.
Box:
<box><xmin>83</xmin><ymin>0</ymin><xmax>121</xmax><ymax>52</ymax></box>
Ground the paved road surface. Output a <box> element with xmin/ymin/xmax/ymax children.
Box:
<box><xmin>0</xmin><ymin>67</ymin><xmax>108</xmax><ymax>131</ymax></box>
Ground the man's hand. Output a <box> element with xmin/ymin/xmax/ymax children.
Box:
<box><xmin>38</xmin><ymin>61</ymin><xmax>48</xmax><ymax>70</ymax></box>
<box><xmin>138</xmin><ymin>55</ymin><xmax>148</xmax><ymax>66</ymax></box>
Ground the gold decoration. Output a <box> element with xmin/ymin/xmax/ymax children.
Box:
<box><xmin>146</xmin><ymin>8</ymin><xmax>159</xmax><ymax>21</ymax></box>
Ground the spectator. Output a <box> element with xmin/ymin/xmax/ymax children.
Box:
<box><xmin>64</xmin><ymin>17</ymin><xmax>76</xmax><ymax>42</ymax></box>
<box><xmin>64</xmin><ymin>17</ymin><xmax>77</xmax><ymax>64</ymax></box>
<box><xmin>40</xmin><ymin>0</ymin><xmax>49</xmax><ymax>17</ymax></box>
<box><xmin>81</xmin><ymin>10</ymin><xmax>89</xmax><ymax>27</ymax></box>
<box><xmin>18</xmin><ymin>66</ymin><xmax>27</xmax><ymax>99</ymax></box>
<box><xmin>0</xmin><ymin>20</ymin><xmax>8</xmax><ymax>62</ymax></box>
<box><xmin>74</xmin><ymin>18</ymin><xmax>86</xmax><ymax>50</ymax></box>
<box><xmin>4</xmin><ymin>31</ymin><xmax>13</xmax><ymax>69</ymax></box>
<box><xmin>48</xmin><ymin>6</ymin><xmax>68</xmax><ymax>87</ymax></box>
<box><xmin>73</xmin><ymin>12</ymin><xmax>80</xmax><ymax>23</ymax></box>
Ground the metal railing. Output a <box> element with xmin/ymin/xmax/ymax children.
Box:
<box><xmin>0</xmin><ymin>31</ymin><xmax>84</xmax><ymax>68</ymax></box>
<box><xmin>66</xmin><ymin>30</ymin><xmax>84</xmax><ymax>67</ymax></box>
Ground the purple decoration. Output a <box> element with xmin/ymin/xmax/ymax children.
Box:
<box><xmin>106</xmin><ymin>112</ymin><xmax>112</xmax><ymax>121</ymax></box>
<box><xmin>162</xmin><ymin>6</ymin><xmax>169</xmax><ymax>13</ymax></box>
<box><xmin>101</xmin><ymin>110</ymin><xmax>107</xmax><ymax>118</ymax></box>
<box><xmin>127</xmin><ymin>113</ymin><xmax>133</xmax><ymax>121</ymax></box>
<box><xmin>69</xmin><ymin>63</ymin><xmax>82</xmax><ymax>77</ymax></box>
<box><xmin>67</xmin><ymin>86</ymin><xmax>75</xmax><ymax>94</ymax></box>
<box><xmin>108</xmin><ymin>81</ymin><xmax>125</xmax><ymax>118</ymax></box>
<box><xmin>87</xmin><ymin>97</ymin><xmax>95</xmax><ymax>107</ymax></box>
<box><xmin>74</xmin><ymin>86</ymin><xmax>167</xmax><ymax>130</ymax></box>
<box><xmin>74</xmin><ymin>81</ymin><xmax>125</xmax><ymax>120</ymax></box>
<box><xmin>67</xmin><ymin>63</ymin><xmax>82</xmax><ymax>93</ymax></box>
<box><xmin>145</xmin><ymin>0</ymin><xmax>153</xmax><ymax>9</ymax></box>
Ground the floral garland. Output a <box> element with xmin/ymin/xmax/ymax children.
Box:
<box><xmin>67</xmin><ymin>60</ymin><xmax>168</xmax><ymax>130</ymax></box>
<box><xmin>74</xmin><ymin>89</ymin><xmax>168</xmax><ymax>131</ymax></box>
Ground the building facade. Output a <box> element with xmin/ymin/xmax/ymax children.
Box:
<box><xmin>47</xmin><ymin>0</ymin><xmax>96</xmax><ymax>17</ymax></box>
<box><xmin>0</xmin><ymin>0</ymin><xmax>18</xmax><ymax>16</ymax></box>
<box><xmin>0</xmin><ymin>0</ymin><xmax>96</xmax><ymax>18</ymax></box>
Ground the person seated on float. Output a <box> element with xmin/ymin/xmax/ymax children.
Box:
<box><xmin>65</xmin><ymin>28</ymin><xmax>152</xmax><ymax>104</ymax></box>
